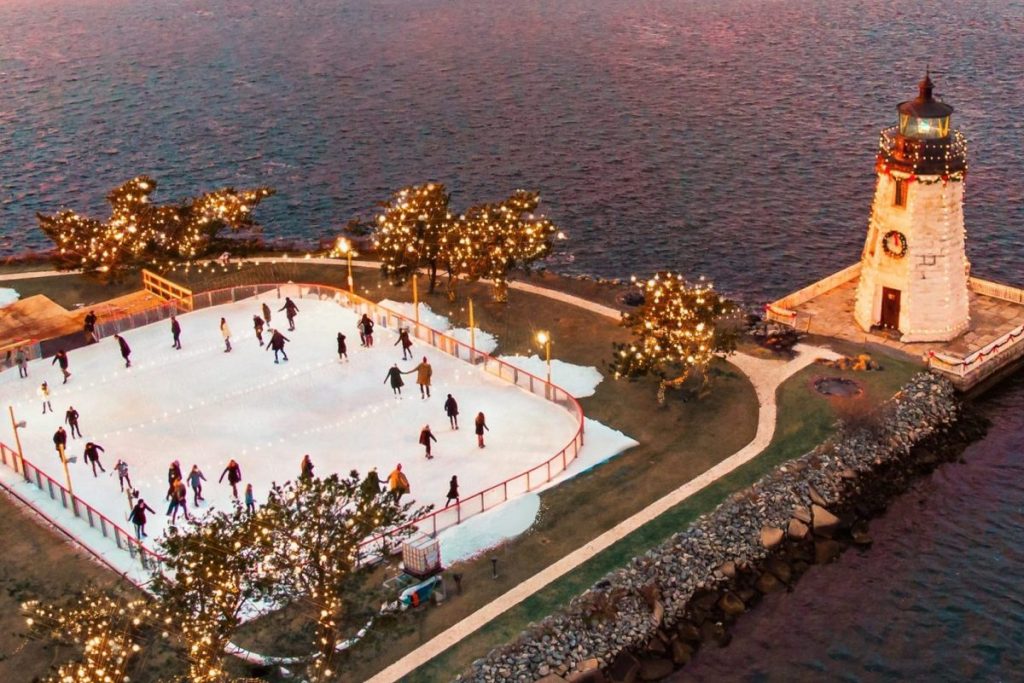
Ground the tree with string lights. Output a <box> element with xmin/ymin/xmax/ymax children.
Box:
<box><xmin>23</xmin><ymin>590</ymin><xmax>159</xmax><ymax>683</ymax></box>
<box><xmin>261</xmin><ymin>471</ymin><xmax>429</xmax><ymax>682</ymax></box>
<box><xmin>373</xmin><ymin>182</ymin><xmax>452</xmax><ymax>294</ymax></box>
<box><xmin>149</xmin><ymin>506</ymin><xmax>273</xmax><ymax>683</ymax></box>
<box><xmin>610</xmin><ymin>273</ymin><xmax>737</xmax><ymax>403</ymax></box>
<box><xmin>446</xmin><ymin>189</ymin><xmax>561</xmax><ymax>302</ymax></box>
<box><xmin>37</xmin><ymin>176</ymin><xmax>274</xmax><ymax>280</ymax></box>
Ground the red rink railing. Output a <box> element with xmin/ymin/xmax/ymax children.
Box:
<box><xmin>2</xmin><ymin>280</ymin><xmax>585</xmax><ymax>570</ymax></box>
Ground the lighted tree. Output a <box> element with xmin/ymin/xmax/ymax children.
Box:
<box><xmin>23</xmin><ymin>590</ymin><xmax>158</xmax><ymax>683</ymax></box>
<box><xmin>373</xmin><ymin>183</ymin><xmax>452</xmax><ymax>293</ymax></box>
<box><xmin>37</xmin><ymin>176</ymin><xmax>274</xmax><ymax>279</ymax></box>
<box><xmin>610</xmin><ymin>273</ymin><xmax>737</xmax><ymax>403</ymax></box>
<box><xmin>262</xmin><ymin>472</ymin><xmax>429</xmax><ymax>681</ymax></box>
<box><xmin>447</xmin><ymin>190</ymin><xmax>560</xmax><ymax>302</ymax></box>
<box><xmin>150</xmin><ymin>507</ymin><xmax>273</xmax><ymax>683</ymax></box>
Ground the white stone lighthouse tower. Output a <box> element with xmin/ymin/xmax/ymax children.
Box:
<box><xmin>854</xmin><ymin>73</ymin><xmax>970</xmax><ymax>342</ymax></box>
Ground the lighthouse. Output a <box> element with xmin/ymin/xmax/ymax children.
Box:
<box><xmin>853</xmin><ymin>73</ymin><xmax>970</xmax><ymax>342</ymax></box>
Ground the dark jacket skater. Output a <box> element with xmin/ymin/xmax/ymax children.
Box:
<box><xmin>168</xmin><ymin>460</ymin><xmax>182</xmax><ymax>486</ymax></box>
<box><xmin>419</xmin><ymin>425</ymin><xmax>437</xmax><ymax>459</ymax></box>
<box><xmin>384</xmin><ymin>364</ymin><xmax>405</xmax><ymax>396</ymax></box>
<box><xmin>267</xmin><ymin>329</ymin><xmax>290</xmax><ymax>363</ymax></box>
<box><xmin>336</xmin><ymin>332</ymin><xmax>348</xmax><ymax>361</ymax></box>
<box><xmin>395</xmin><ymin>328</ymin><xmax>413</xmax><ymax>360</ymax></box>
<box><xmin>253</xmin><ymin>315</ymin><xmax>265</xmax><ymax>346</ymax></box>
<box><xmin>475</xmin><ymin>412</ymin><xmax>489</xmax><ymax>448</ymax></box>
<box><xmin>83</xmin><ymin>442</ymin><xmax>106</xmax><ymax>476</ymax></box>
<box><xmin>170</xmin><ymin>316</ymin><xmax>182</xmax><ymax>349</ymax></box>
<box><xmin>188</xmin><ymin>465</ymin><xmax>206</xmax><ymax>505</ymax></box>
<box><xmin>262</xmin><ymin>302</ymin><xmax>272</xmax><ymax>325</ymax></box>
<box><xmin>280</xmin><ymin>297</ymin><xmax>299</xmax><ymax>330</ymax></box>
<box><xmin>444</xmin><ymin>394</ymin><xmax>459</xmax><ymax>429</ymax></box>
<box><xmin>84</xmin><ymin>310</ymin><xmax>97</xmax><ymax>343</ymax></box>
<box><xmin>53</xmin><ymin>426</ymin><xmax>67</xmax><ymax>457</ymax></box>
<box><xmin>65</xmin><ymin>406</ymin><xmax>82</xmax><ymax>438</ymax></box>
<box><xmin>362</xmin><ymin>467</ymin><xmax>383</xmax><ymax>497</ymax></box>
<box><xmin>52</xmin><ymin>350</ymin><xmax>71</xmax><ymax>383</ymax></box>
<box><xmin>359</xmin><ymin>314</ymin><xmax>375</xmax><ymax>347</ymax></box>
<box><xmin>300</xmin><ymin>454</ymin><xmax>315</xmax><ymax>480</ymax></box>
<box><xmin>129</xmin><ymin>499</ymin><xmax>155</xmax><ymax>538</ymax></box>
<box><xmin>114</xmin><ymin>334</ymin><xmax>132</xmax><ymax>367</ymax></box>
<box><xmin>445</xmin><ymin>475</ymin><xmax>459</xmax><ymax>507</ymax></box>
<box><xmin>219</xmin><ymin>459</ymin><xmax>243</xmax><ymax>497</ymax></box>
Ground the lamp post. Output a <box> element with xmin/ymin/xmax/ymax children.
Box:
<box><xmin>536</xmin><ymin>331</ymin><xmax>552</xmax><ymax>390</ymax></box>
<box><xmin>8</xmin><ymin>406</ymin><xmax>27</xmax><ymax>480</ymax></box>
<box><xmin>335</xmin><ymin>238</ymin><xmax>355</xmax><ymax>293</ymax></box>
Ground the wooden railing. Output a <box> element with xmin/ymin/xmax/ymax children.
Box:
<box><xmin>765</xmin><ymin>263</ymin><xmax>861</xmax><ymax>329</ymax></box>
<box><xmin>969</xmin><ymin>277</ymin><xmax>1024</xmax><ymax>305</ymax></box>
<box><xmin>142</xmin><ymin>268</ymin><xmax>194</xmax><ymax>311</ymax></box>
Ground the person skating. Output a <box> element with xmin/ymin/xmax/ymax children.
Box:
<box><xmin>262</xmin><ymin>301</ymin><xmax>272</xmax><ymax>326</ymax></box>
<box><xmin>253</xmin><ymin>315</ymin><xmax>265</xmax><ymax>346</ymax></box>
<box><xmin>188</xmin><ymin>465</ymin><xmax>206</xmax><ymax>505</ymax></box>
<box><xmin>168</xmin><ymin>460</ymin><xmax>182</xmax><ymax>487</ymax></box>
<box><xmin>39</xmin><ymin>381</ymin><xmax>52</xmax><ymax>413</ymax></box>
<box><xmin>15</xmin><ymin>346</ymin><xmax>28</xmax><ymax>378</ymax></box>
<box><xmin>114</xmin><ymin>459</ymin><xmax>132</xmax><ymax>492</ymax></box>
<box><xmin>359</xmin><ymin>314</ymin><xmax>374</xmax><ymax>347</ymax></box>
<box><xmin>279</xmin><ymin>297</ymin><xmax>299</xmax><ymax>331</ymax></box>
<box><xmin>170</xmin><ymin>315</ymin><xmax>182</xmax><ymax>349</ymax></box>
<box><xmin>419</xmin><ymin>424</ymin><xmax>437</xmax><ymax>459</ymax></box>
<box><xmin>129</xmin><ymin>498</ymin><xmax>155</xmax><ymax>539</ymax></box>
<box><xmin>384</xmin><ymin>363</ymin><xmax>405</xmax><ymax>397</ymax></box>
<box><xmin>387</xmin><ymin>463</ymin><xmax>410</xmax><ymax>502</ymax></box>
<box><xmin>166</xmin><ymin>477</ymin><xmax>190</xmax><ymax>523</ymax></box>
<box><xmin>444</xmin><ymin>393</ymin><xmax>459</xmax><ymax>429</ymax></box>
<box><xmin>51</xmin><ymin>349</ymin><xmax>71</xmax><ymax>384</ymax></box>
<box><xmin>300</xmin><ymin>454</ymin><xmax>315</xmax><ymax>481</ymax></box>
<box><xmin>445</xmin><ymin>475</ymin><xmax>460</xmax><ymax>507</ymax></box>
<box><xmin>362</xmin><ymin>467</ymin><xmax>383</xmax><ymax>498</ymax></box>
<box><xmin>83</xmin><ymin>310</ymin><xmax>97</xmax><ymax>344</ymax></box>
<box><xmin>412</xmin><ymin>356</ymin><xmax>433</xmax><ymax>399</ymax></box>
<box><xmin>65</xmin><ymin>405</ymin><xmax>82</xmax><ymax>438</ymax></box>
<box><xmin>83</xmin><ymin>442</ymin><xmax>106</xmax><ymax>476</ymax></box>
<box><xmin>114</xmin><ymin>334</ymin><xmax>132</xmax><ymax>368</ymax></box>
<box><xmin>244</xmin><ymin>483</ymin><xmax>256</xmax><ymax>514</ymax></box>
<box><xmin>267</xmin><ymin>328</ymin><xmax>290</xmax><ymax>363</ymax></box>
<box><xmin>53</xmin><ymin>426</ymin><xmax>67</xmax><ymax>462</ymax></box>
<box><xmin>220</xmin><ymin>318</ymin><xmax>232</xmax><ymax>352</ymax></box>
<box><xmin>336</xmin><ymin>332</ymin><xmax>348</xmax><ymax>361</ymax></box>
<box><xmin>219</xmin><ymin>459</ymin><xmax>243</xmax><ymax>498</ymax></box>
<box><xmin>475</xmin><ymin>412</ymin><xmax>489</xmax><ymax>448</ymax></box>
<box><xmin>395</xmin><ymin>328</ymin><xmax>414</xmax><ymax>360</ymax></box>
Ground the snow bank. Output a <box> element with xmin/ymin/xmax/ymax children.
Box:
<box><xmin>0</xmin><ymin>287</ymin><xmax>19</xmax><ymax>308</ymax></box>
<box><xmin>439</xmin><ymin>493</ymin><xmax>541</xmax><ymax>564</ymax></box>
<box><xmin>378</xmin><ymin>299</ymin><xmax>498</xmax><ymax>354</ymax></box>
<box><xmin>496</xmin><ymin>355</ymin><xmax>604</xmax><ymax>398</ymax></box>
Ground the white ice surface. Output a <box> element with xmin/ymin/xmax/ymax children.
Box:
<box><xmin>0</xmin><ymin>287</ymin><xmax>19</xmax><ymax>308</ymax></box>
<box><xmin>0</xmin><ymin>296</ymin><xmax>580</xmax><ymax>573</ymax></box>
<box><xmin>497</xmin><ymin>355</ymin><xmax>605</xmax><ymax>398</ymax></box>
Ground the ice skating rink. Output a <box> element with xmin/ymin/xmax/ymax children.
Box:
<box><xmin>0</xmin><ymin>294</ymin><xmax>580</xmax><ymax>542</ymax></box>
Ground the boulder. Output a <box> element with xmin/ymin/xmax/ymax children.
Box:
<box><xmin>651</xmin><ymin>599</ymin><xmax>665</xmax><ymax>627</ymax></box>
<box><xmin>718</xmin><ymin>592</ymin><xmax>746</xmax><ymax>617</ymax></box>
<box><xmin>760</xmin><ymin>526</ymin><xmax>784</xmax><ymax>549</ymax></box>
<box><xmin>718</xmin><ymin>560</ymin><xmax>737</xmax><ymax>579</ymax></box>
<box><xmin>808</xmin><ymin>485</ymin><xmax>829</xmax><ymax>507</ymax></box>
<box><xmin>814</xmin><ymin>539</ymin><xmax>842</xmax><ymax>564</ymax></box>
<box><xmin>792</xmin><ymin>505</ymin><xmax>812</xmax><ymax>523</ymax></box>
<box><xmin>607</xmin><ymin>651</ymin><xmax>640</xmax><ymax>683</ymax></box>
<box><xmin>646</xmin><ymin>636</ymin><xmax>667</xmax><ymax>656</ymax></box>
<box><xmin>566</xmin><ymin>670</ymin><xmax>607</xmax><ymax>683</ymax></box>
<box><xmin>851</xmin><ymin>520</ymin><xmax>872</xmax><ymax>545</ymax></box>
<box><xmin>765</xmin><ymin>558</ymin><xmax>792</xmax><ymax>584</ymax></box>
<box><xmin>638</xmin><ymin>657</ymin><xmax>675</xmax><ymax>681</ymax></box>
<box><xmin>676</xmin><ymin>621</ymin><xmax>701</xmax><ymax>644</ymax></box>
<box><xmin>754</xmin><ymin>572</ymin><xmax>784</xmax><ymax>594</ymax></box>
<box><xmin>787</xmin><ymin>518</ymin><xmax>810</xmax><ymax>541</ymax></box>
<box><xmin>670</xmin><ymin>638</ymin><xmax>694</xmax><ymax>666</ymax></box>
<box><xmin>536</xmin><ymin>676</ymin><xmax>566</xmax><ymax>683</ymax></box>
<box><xmin>811</xmin><ymin>504</ymin><xmax>840</xmax><ymax>537</ymax></box>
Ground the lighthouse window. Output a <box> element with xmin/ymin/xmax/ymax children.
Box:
<box><xmin>894</xmin><ymin>178</ymin><xmax>908</xmax><ymax>207</ymax></box>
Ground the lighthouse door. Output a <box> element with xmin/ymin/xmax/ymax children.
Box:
<box><xmin>880</xmin><ymin>288</ymin><xmax>901</xmax><ymax>329</ymax></box>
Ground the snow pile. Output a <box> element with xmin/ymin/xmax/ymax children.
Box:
<box><xmin>379</xmin><ymin>299</ymin><xmax>498</xmax><ymax>354</ymax></box>
<box><xmin>497</xmin><ymin>355</ymin><xmax>604</xmax><ymax>398</ymax></box>
<box><xmin>439</xmin><ymin>494</ymin><xmax>541</xmax><ymax>564</ymax></box>
<box><xmin>0</xmin><ymin>287</ymin><xmax>19</xmax><ymax>308</ymax></box>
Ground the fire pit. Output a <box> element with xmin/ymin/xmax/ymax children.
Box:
<box><xmin>813</xmin><ymin>376</ymin><xmax>863</xmax><ymax>398</ymax></box>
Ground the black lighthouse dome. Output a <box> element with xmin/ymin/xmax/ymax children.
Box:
<box><xmin>879</xmin><ymin>72</ymin><xmax>967</xmax><ymax>176</ymax></box>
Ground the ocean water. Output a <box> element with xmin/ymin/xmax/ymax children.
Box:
<box><xmin>2</xmin><ymin>1</ymin><xmax>1024</xmax><ymax>679</ymax></box>
<box><xmin>1</xmin><ymin>0</ymin><xmax>1023</xmax><ymax>303</ymax></box>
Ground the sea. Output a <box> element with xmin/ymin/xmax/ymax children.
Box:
<box><xmin>1</xmin><ymin>1</ymin><xmax>1023</xmax><ymax>680</ymax></box>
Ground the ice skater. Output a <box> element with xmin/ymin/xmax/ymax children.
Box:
<box><xmin>413</xmin><ymin>356</ymin><xmax>433</xmax><ymax>399</ymax></box>
<box><xmin>53</xmin><ymin>426</ymin><xmax>67</xmax><ymax>461</ymax></box>
<box><xmin>65</xmin><ymin>406</ymin><xmax>82</xmax><ymax>438</ymax></box>
<box><xmin>83</xmin><ymin>442</ymin><xmax>106</xmax><ymax>476</ymax></box>
<box><xmin>300</xmin><ymin>454</ymin><xmax>315</xmax><ymax>481</ymax></box>
<box><xmin>384</xmin><ymin>363</ymin><xmax>405</xmax><ymax>397</ymax></box>
<box><xmin>445</xmin><ymin>475</ymin><xmax>460</xmax><ymax>507</ymax></box>
<box><xmin>15</xmin><ymin>347</ymin><xmax>28</xmax><ymax>378</ymax></box>
<box><xmin>168</xmin><ymin>460</ymin><xmax>183</xmax><ymax>486</ymax></box>
<box><xmin>267</xmin><ymin>328</ymin><xmax>290</xmax><ymax>363</ymax></box>
<box><xmin>419</xmin><ymin>424</ymin><xmax>437</xmax><ymax>459</ymax></box>
<box><xmin>114</xmin><ymin>459</ymin><xmax>132</xmax><ymax>492</ymax></box>
<box><xmin>188</xmin><ymin>465</ymin><xmax>206</xmax><ymax>505</ymax></box>
<box><xmin>359</xmin><ymin>314</ymin><xmax>374</xmax><ymax>347</ymax></box>
<box><xmin>219</xmin><ymin>459</ymin><xmax>243</xmax><ymax>498</ymax></box>
<box><xmin>170</xmin><ymin>315</ymin><xmax>182</xmax><ymax>349</ymax></box>
<box><xmin>336</xmin><ymin>332</ymin><xmax>348</xmax><ymax>361</ymax></box>
<box><xmin>279</xmin><ymin>297</ymin><xmax>299</xmax><ymax>331</ymax></box>
<box><xmin>114</xmin><ymin>334</ymin><xmax>132</xmax><ymax>368</ymax></box>
<box><xmin>395</xmin><ymin>328</ymin><xmax>414</xmax><ymax>360</ymax></box>
<box><xmin>253</xmin><ymin>315</ymin><xmax>265</xmax><ymax>346</ymax></box>
<box><xmin>167</xmin><ymin>477</ymin><xmax>190</xmax><ymax>523</ymax></box>
<box><xmin>83</xmin><ymin>310</ymin><xmax>98</xmax><ymax>344</ymax></box>
<box><xmin>129</xmin><ymin>498</ymin><xmax>155</xmax><ymax>539</ymax></box>
<box><xmin>475</xmin><ymin>412</ymin><xmax>489</xmax><ymax>448</ymax></box>
<box><xmin>444</xmin><ymin>393</ymin><xmax>459</xmax><ymax>429</ymax></box>
<box><xmin>362</xmin><ymin>467</ymin><xmax>383</xmax><ymax>498</ymax></box>
<box><xmin>262</xmin><ymin>301</ymin><xmax>272</xmax><ymax>326</ymax></box>
<box><xmin>52</xmin><ymin>349</ymin><xmax>71</xmax><ymax>384</ymax></box>
<box><xmin>39</xmin><ymin>381</ymin><xmax>52</xmax><ymax>413</ymax></box>
<box><xmin>244</xmin><ymin>483</ymin><xmax>256</xmax><ymax>514</ymax></box>
<box><xmin>387</xmin><ymin>463</ymin><xmax>410</xmax><ymax>502</ymax></box>
<box><xmin>220</xmin><ymin>318</ymin><xmax>232</xmax><ymax>352</ymax></box>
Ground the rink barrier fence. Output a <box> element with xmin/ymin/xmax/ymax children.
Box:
<box><xmin>1</xmin><ymin>280</ymin><xmax>585</xmax><ymax>572</ymax></box>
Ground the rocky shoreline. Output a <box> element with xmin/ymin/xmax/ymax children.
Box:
<box><xmin>460</xmin><ymin>372</ymin><xmax>984</xmax><ymax>683</ymax></box>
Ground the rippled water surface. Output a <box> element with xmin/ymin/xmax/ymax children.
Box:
<box><xmin>1</xmin><ymin>0</ymin><xmax>1023</xmax><ymax>302</ymax></box>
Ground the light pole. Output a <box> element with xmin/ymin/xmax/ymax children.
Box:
<box><xmin>335</xmin><ymin>238</ymin><xmax>356</xmax><ymax>293</ymax></box>
<box><xmin>536</xmin><ymin>331</ymin><xmax>552</xmax><ymax>388</ymax></box>
<box><xmin>8</xmin><ymin>406</ymin><xmax>27</xmax><ymax>480</ymax></box>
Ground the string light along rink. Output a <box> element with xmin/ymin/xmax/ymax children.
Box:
<box><xmin>0</xmin><ymin>296</ymin><xmax>580</xmax><ymax>544</ymax></box>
